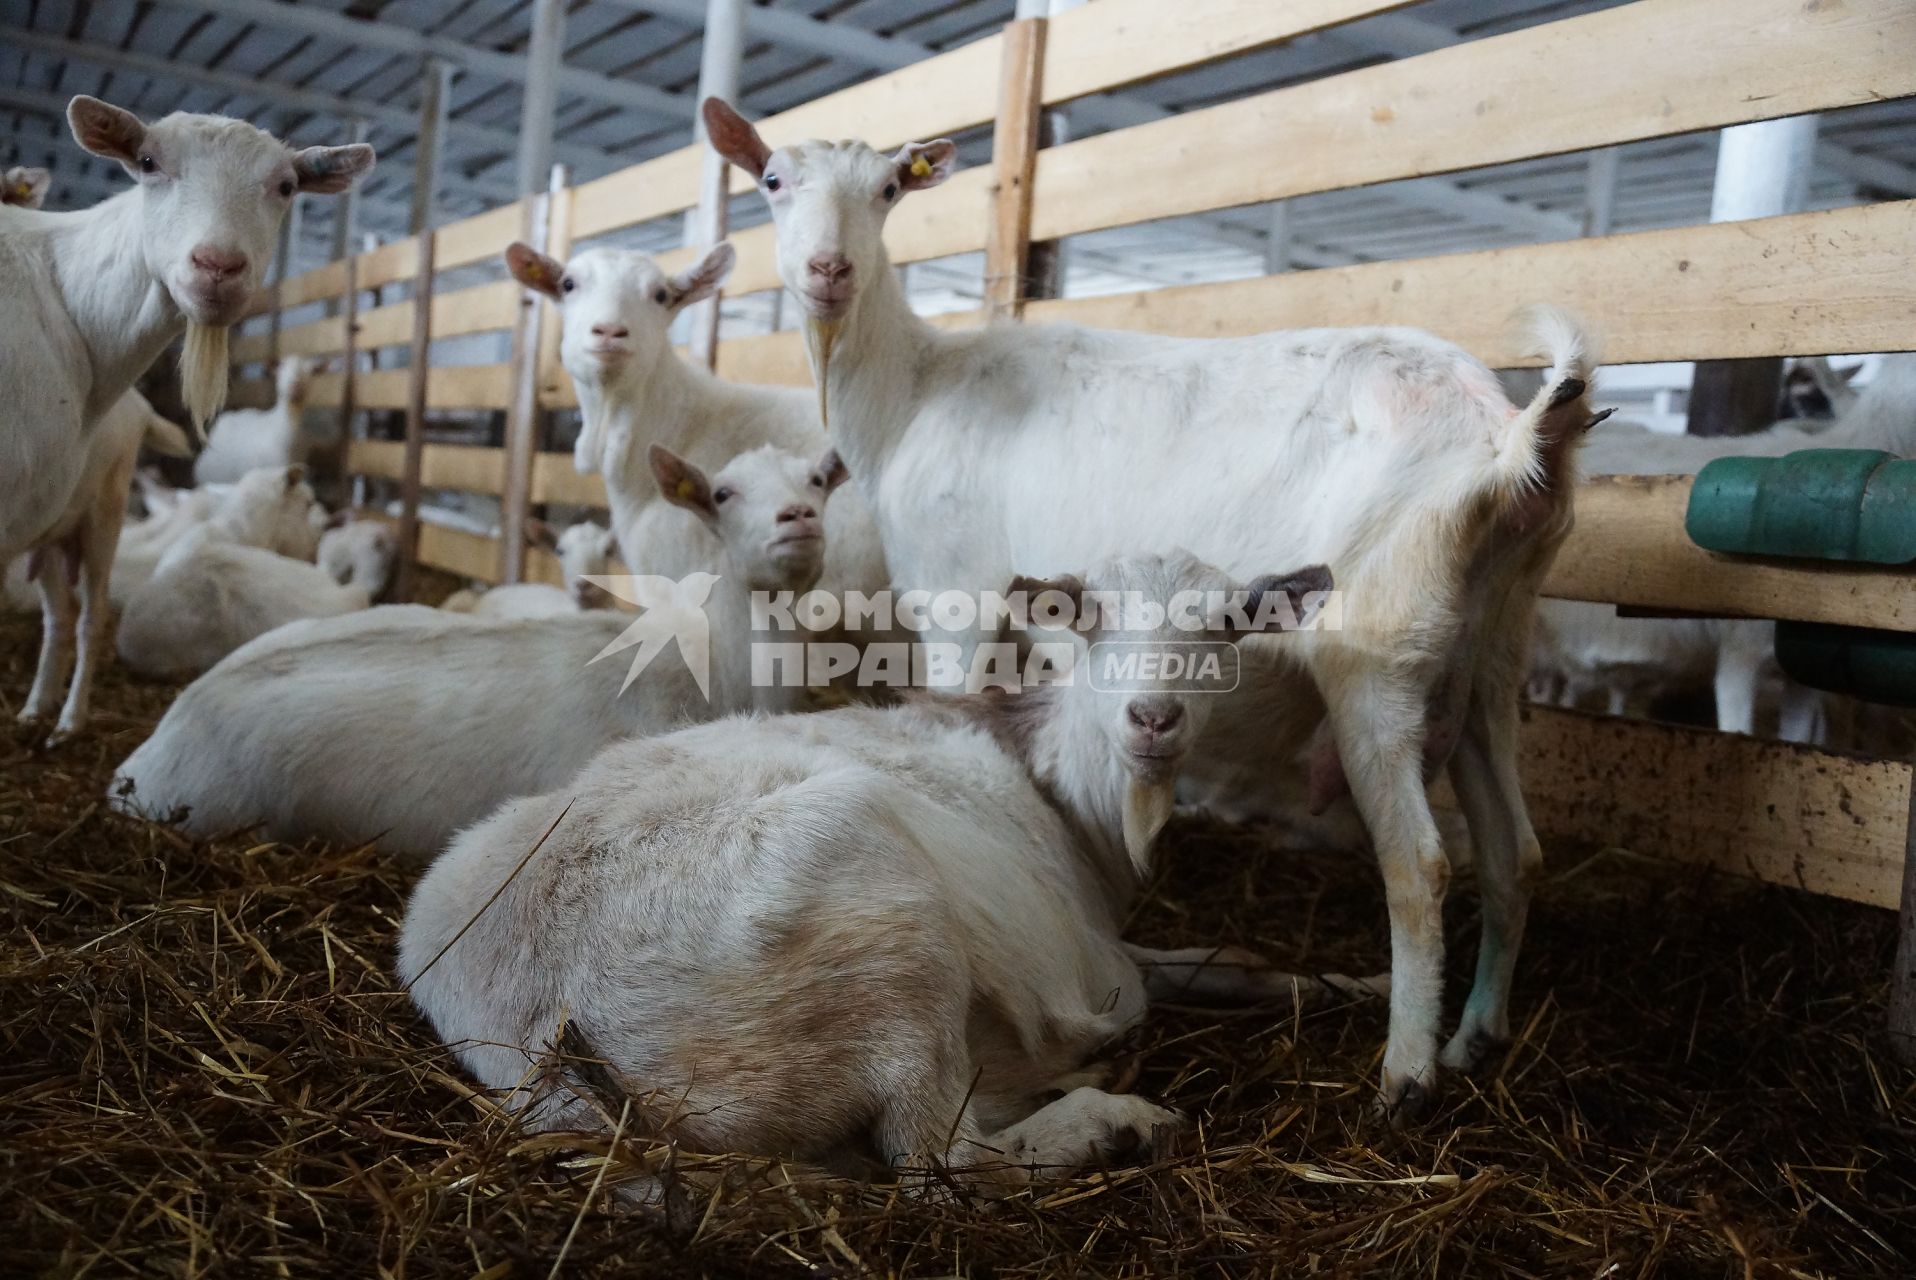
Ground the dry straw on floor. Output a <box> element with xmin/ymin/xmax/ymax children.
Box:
<box><xmin>2</xmin><ymin>613</ymin><xmax>1912</xmax><ymax>1277</ymax></box>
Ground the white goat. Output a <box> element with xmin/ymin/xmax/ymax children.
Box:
<box><xmin>109</xmin><ymin>443</ymin><xmax>846</xmax><ymax>859</ymax></box>
<box><xmin>502</xmin><ymin>241</ymin><xmax>891</xmax><ymax>613</ymax></box>
<box><xmin>1540</xmin><ymin>355</ymin><xmax>1916</xmax><ymax>738</ymax></box>
<box><xmin>442</xmin><ymin>520</ymin><xmax>619</xmax><ymax>619</ymax></box>
<box><xmin>193</xmin><ymin>356</ymin><xmax>322</xmax><ymax>483</ymax></box>
<box><xmin>0</xmin><ymin>96</ymin><xmax>370</xmax><ymax>569</ymax></box>
<box><xmin>7</xmin><ymin>389</ymin><xmax>192</xmax><ymax>738</ymax></box>
<box><xmin>117</xmin><ymin>510</ymin><xmax>393</xmax><ymax>680</ymax></box>
<box><xmin>3</xmin><ymin>165</ymin><xmax>52</xmax><ymax>209</ymax></box>
<box><xmin>400</xmin><ymin>553</ymin><xmax>1373</xmax><ymax>1183</ymax></box>
<box><xmin>110</xmin><ymin>464</ymin><xmax>324</xmax><ymax>608</ymax></box>
<box><xmin>704</xmin><ymin>100</ymin><xmax>1599</xmax><ymax>1117</ymax></box>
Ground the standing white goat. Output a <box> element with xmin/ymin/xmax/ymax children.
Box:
<box><xmin>193</xmin><ymin>356</ymin><xmax>322</xmax><ymax>484</ymax></box>
<box><xmin>1539</xmin><ymin>355</ymin><xmax>1916</xmax><ymax>739</ymax></box>
<box><xmin>0</xmin><ymin>97</ymin><xmax>371</xmax><ymax>568</ymax></box>
<box><xmin>501</xmin><ymin>242</ymin><xmax>890</xmax><ymax>611</ymax></box>
<box><xmin>704</xmin><ymin>100</ymin><xmax>1599</xmax><ymax>1118</ymax></box>
<box><xmin>8</xmin><ymin>389</ymin><xmax>193</xmax><ymax>738</ymax></box>
<box><xmin>116</xmin><ymin>509</ymin><xmax>393</xmax><ymax>680</ymax></box>
<box><xmin>110</xmin><ymin>442</ymin><xmax>847</xmax><ymax>859</ymax></box>
<box><xmin>399</xmin><ymin>553</ymin><xmax>1371</xmax><ymax>1182</ymax></box>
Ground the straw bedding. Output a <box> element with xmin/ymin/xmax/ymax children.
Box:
<box><xmin>3</xmin><ymin>612</ymin><xmax>1912</xmax><ymax>1277</ymax></box>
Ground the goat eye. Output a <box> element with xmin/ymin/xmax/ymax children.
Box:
<box><xmin>809</xmin><ymin>474</ymin><xmax>825</xmax><ymax>487</ymax></box>
<box><xmin>561</xmin><ymin>277</ymin><xmax>576</xmax><ymax>294</ymax></box>
<box><xmin>764</xmin><ymin>174</ymin><xmax>781</xmax><ymax>192</ymax></box>
<box><xmin>278</xmin><ymin>179</ymin><xmax>294</xmax><ymax>197</ymax></box>
<box><xmin>882</xmin><ymin>182</ymin><xmax>898</xmax><ymax>201</ymax></box>
<box><xmin>653</xmin><ymin>288</ymin><xmax>668</xmax><ymax>304</ymax></box>
<box><xmin>138</xmin><ymin>155</ymin><xmax>156</xmax><ymax>174</ymax></box>
<box><xmin>713</xmin><ymin>487</ymin><xmax>733</xmax><ymax>504</ymax></box>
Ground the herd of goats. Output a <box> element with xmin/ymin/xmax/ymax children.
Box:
<box><xmin>3</xmin><ymin>92</ymin><xmax>1909</xmax><ymax>1191</ymax></box>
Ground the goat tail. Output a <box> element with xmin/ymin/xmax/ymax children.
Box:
<box><xmin>142</xmin><ymin>412</ymin><xmax>194</xmax><ymax>460</ymax></box>
<box><xmin>1494</xmin><ymin>304</ymin><xmax>1603</xmax><ymax>503</ymax></box>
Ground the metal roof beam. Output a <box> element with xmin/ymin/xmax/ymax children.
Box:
<box><xmin>150</xmin><ymin>0</ymin><xmax>694</xmax><ymax>123</ymax></box>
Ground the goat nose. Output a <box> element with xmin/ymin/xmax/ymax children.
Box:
<box><xmin>777</xmin><ymin>504</ymin><xmax>817</xmax><ymax>524</ymax></box>
<box><xmin>591</xmin><ymin>323</ymin><xmax>629</xmax><ymax>339</ymax></box>
<box><xmin>190</xmin><ymin>246</ymin><xmax>248</xmax><ymax>279</ymax></box>
<box><xmin>807</xmin><ymin>254</ymin><xmax>853</xmax><ymax>283</ymax></box>
<box><xmin>1128</xmin><ymin>702</ymin><xmax>1185</xmax><ymax>735</ymax></box>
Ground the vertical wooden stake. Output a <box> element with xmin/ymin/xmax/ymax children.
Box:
<box><xmin>983</xmin><ymin>16</ymin><xmax>1047</xmax><ymax>322</ymax></box>
<box><xmin>499</xmin><ymin>188</ymin><xmax>554</xmax><ymax>585</ymax></box>
<box><xmin>394</xmin><ymin>231</ymin><xmax>437</xmax><ymax>601</ymax></box>
<box><xmin>333</xmin><ymin>253</ymin><xmax>361</xmax><ymax>499</ymax></box>
<box><xmin>1889</xmin><ymin>784</ymin><xmax>1916</xmax><ymax>1064</ymax></box>
<box><xmin>535</xmin><ymin>168</ymin><xmax>575</xmax><ymax>412</ymax></box>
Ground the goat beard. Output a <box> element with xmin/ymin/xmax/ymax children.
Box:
<box><xmin>801</xmin><ymin>315</ymin><xmax>841</xmax><ymax>429</ymax></box>
<box><xmin>1121</xmin><ymin>776</ymin><xmax>1177</xmax><ymax>879</ymax></box>
<box><xmin>179</xmin><ymin>321</ymin><xmax>230</xmax><ymax>440</ymax></box>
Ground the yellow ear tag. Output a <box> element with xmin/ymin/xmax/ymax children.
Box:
<box><xmin>910</xmin><ymin>155</ymin><xmax>932</xmax><ymax>180</ymax></box>
<box><xmin>677</xmin><ymin>479</ymin><xmax>697</xmax><ymax>500</ymax></box>
<box><xmin>525</xmin><ymin>261</ymin><xmax>545</xmax><ymax>283</ymax></box>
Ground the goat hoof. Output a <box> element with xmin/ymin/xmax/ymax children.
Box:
<box><xmin>1374</xmin><ymin>1076</ymin><xmax>1439</xmax><ymax>1128</ymax></box>
<box><xmin>1440</xmin><ymin>1029</ymin><xmax>1508</xmax><ymax>1074</ymax></box>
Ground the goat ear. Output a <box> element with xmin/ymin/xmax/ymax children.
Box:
<box><xmin>284</xmin><ymin>465</ymin><xmax>307</xmax><ymax>492</ymax></box>
<box><xmin>293</xmin><ymin>144</ymin><xmax>375</xmax><ymax>195</ymax></box>
<box><xmin>667</xmin><ymin>242</ymin><xmax>736</xmax><ymax>310</ymax></box>
<box><xmin>524</xmin><ymin>518</ymin><xmax>560</xmax><ymax>551</ymax></box>
<box><xmin>1233</xmin><ymin>565</ymin><xmax>1335</xmax><ymax>638</ymax></box>
<box><xmin>813</xmin><ymin>448</ymin><xmax>850</xmax><ymax>495</ymax></box>
<box><xmin>5</xmin><ymin>166</ymin><xmax>50</xmax><ymax>208</ymax></box>
<box><xmin>892</xmin><ymin>140</ymin><xmax>957</xmax><ymax>194</ymax></box>
<box><xmin>69</xmin><ymin>96</ymin><xmax>146</xmax><ymax>167</ymax></box>
<box><xmin>702</xmin><ymin>98</ymin><xmax>771</xmax><ymax>179</ymax></box>
<box><xmin>505</xmin><ymin>242</ymin><xmax>566</xmax><ymax>301</ymax></box>
<box><xmin>649</xmin><ymin>444</ymin><xmax>717</xmax><ymax>521</ymax></box>
<box><xmin>323</xmin><ymin>508</ymin><xmax>352</xmax><ymax>531</ymax></box>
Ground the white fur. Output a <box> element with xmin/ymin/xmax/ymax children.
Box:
<box><xmin>397</xmin><ymin>553</ymin><xmax>1364</xmax><ymax>1179</ymax></box>
<box><xmin>503</xmin><ymin>244</ymin><xmax>891</xmax><ymax>613</ymax></box>
<box><xmin>452</xmin><ymin>520</ymin><xmax>618</xmax><ymax>619</ymax></box>
<box><xmin>193</xmin><ymin>356</ymin><xmax>321</xmax><ymax>483</ymax></box>
<box><xmin>0</xmin><ymin>99</ymin><xmax>369</xmax><ymax>569</ymax></box>
<box><xmin>109</xmin><ymin>444</ymin><xmax>847</xmax><ymax>859</ymax></box>
<box><xmin>703</xmin><ymin>106</ymin><xmax>1600</xmax><ymax>1113</ymax></box>
<box><xmin>115</xmin><ymin>514</ymin><xmax>386</xmax><ymax>680</ymax></box>
<box><xmin>8</xmin><ymin>390</ymin><xmax>191</xmax><ymax>738</ymax></box>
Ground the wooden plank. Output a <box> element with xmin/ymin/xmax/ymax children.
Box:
<box><xmin>332</xmin><ymin>255</ymin><xmax>360</xmax><ymax>487</ymax></box>
<box><xmin>532</xmin><ymin>452</ymin><xmax>609</xmax><ymax>507</ymax></box>
<box><xmin>397</xmin><ymin>232</ymin><xmax>436</xmax><ymax>601</ymax></box>
<box><xmin>1515</xmin><ymin>704</ymin><xmax>1909</xmax><ymax>910</ymax></box>
<box><xmin>984</xmin><ymin>18</ymin><xmax>1047</xmax><ymax>322</ymax></box>
<box><xmin>349</xmin><ymin>439</ymin><xmax>508</xmax><ymax>495</ymax></box>
<box><xmin>274</xmin><ymin>315</ymin><xmax>350</xmax><ymax>359</ymax></box>
<box><xmin>359</xmin><ymin>236</ymin><xmax>419</xmax><ymax>292</ymax></box>
<box><xmin>714</xmin><ymin>309</ymin><xmax>985</xmax><ymax>386</ymax></box>
<box><xmin>357</xmin><ymin>282</ymin><xmax>521</xmax><ymax>351</ymax></box>
<box><xmin>1024</xmin><ymin>201</ymin><xmax>1916</xmax><ymax>365</ymax></box>
<box><xmin>1890</xmin><ymin>790</ymin><xmax>1916</xmax><ymax>1063</ymax></box>
<box><xmin>567</xmin><ymin>34</ymin><xmax>1004</xmax><ymax>243</ymax></box>
<box><xmin>318</xmin><ymin>364</ymin><xmax>511</xmax><ymax>410</ymax></box>
<box><xmin>415</xmin><ymin>521</ymin><xmax>567</xmax><ymax>588</ymax></box>
<box><xmin>1043</xmin><ymin>0</ymin><xmax>1412</xmax><ymax>105</ymax></box>
<box><xmin>1546</xmin><ymin>475</ymin><xmax>1916</xmax><ymax>633</ymax></box>
<box><xmin>224</xmin><ymin>377</ymin><xmax>275</xmax><ymax>411</ymax></box>
<box><xmin>263</xmin><ymin>259</ymin><xmax>351</xmax><ymax>311</ymax></box>
<box><xmin>1028</xmin><ymin>0</ymin><xmax>1916</xmax><ymax>243</ymax></box>
<box><xmin>230</xmin><ymin>331</ymin><xmax>274</xmax><ymax>364</ymax></box>
<box><xmin>436</xmin><ymin>200</ymin><xmax>528</xmax><ymax>271</ymax></box>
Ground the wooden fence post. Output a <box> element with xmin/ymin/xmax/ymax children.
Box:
<box><xmin>983</xmin><ymin>16</ymin><xmax>1047</xmax><ymax>322</ymax></box>
<box><xmin>536</xmin><ymin>169</ymin><xmax>575</xmax><ymax>412</ymax></box>
<box><xmin>499</xmin><ymin>169</ymin><xmax>564</xmax><ymax>585</ymax></box>
<box><xmin>395</xmin><ymin>231</ymin><xmax>437</xmax><ymax>601</ymax></box>
<box><xmin>333</xmin><ymin>253</ymin><xmax>361</xmax><ymax>498</ymax></box>
<box><xmin>1890</xmin><ymin>791</ymin><xmax>1916</xmax><ymax>1065</ymax></box>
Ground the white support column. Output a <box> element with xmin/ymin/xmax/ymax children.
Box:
<box><xmin>1710</xmin><ymin>114</ymin><xmax>1820</xmax><ymax>223</ymax></box>
<box><xmin>326</xmin><ymin>119</ymin><xmax>369</xmax><ymax>321</ymax></box>
<box><xmin>1688</xmin><ymin>114</ymin><xmax>1820</xmax><ymax>438</ymax></box>
<box><xmin>1581</xmin><ymin>147</ymin><xmax>1620</xmax><ymax>238</ymax></box>
<box><xmin>518</xmin><ymin>0</ymin><xmax>566</xmax><ymax>198</ymax></box>
<box><xmin>411</xmin><ymin>59</ymin><xmax>454</xmax><ymax>235</ymax></box>
<box><xmin>685</xmin><ymin>0</ymin><xmax>745</xmax><ymax>368</ymax></box>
